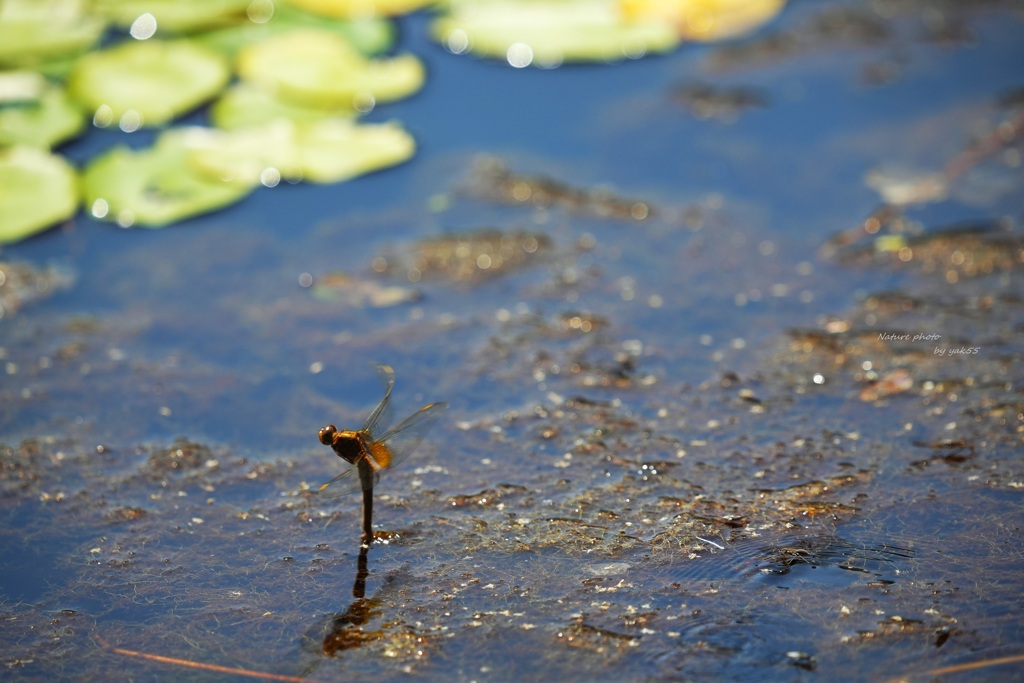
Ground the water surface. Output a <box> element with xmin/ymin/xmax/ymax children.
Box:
<box><xmin>2</xmin><ymin>2</ymin><xmax>1023</xmax><ymax>681</ymax></box>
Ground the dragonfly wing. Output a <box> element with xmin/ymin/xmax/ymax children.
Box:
<box><xmin>315</xmin><ymin>465</ymin><xmax>364</xmax><ymax>499</ymax></box>
<box><xmin>373</xmin><ymin>402</ymin><xmax>449</xmax><ymax>473</ymax></box>
<box><xmin>362</xmin><ymin>364</ymin><xmax>396</xmax><ymax>438</ymax></box>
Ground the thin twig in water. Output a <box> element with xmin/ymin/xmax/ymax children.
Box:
<box><xmin>94</xmin><ymin>633</ymin><xmax>309</xmax><ymax>682</ymax></box>
<box><xmin>887</xmin><ymin>653</ymin><xmax>1024</xmax><ymax>682</ymax></box>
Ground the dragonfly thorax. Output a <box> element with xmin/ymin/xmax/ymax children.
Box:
<box><xmin>319</xmin><ymin>424</ymin><xmax>369</xmax><ymax>464</ymax></box>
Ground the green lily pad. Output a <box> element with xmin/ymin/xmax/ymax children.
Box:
<box><xmin>0</xmin><ymin>70</ymin><xmax>46</xmax><ymax>103</ymax></box>
<box><xmin>211</xmin><ymin>83</ymin><xmax>356</xmax><ymax>130</ymax></box>
<box><xmin>69</xmin><ymin>40</ymin><xmax>230</xmax><ymax>128</ymax></box>
<box><xmin>621</xmin><ymin>0</ymin><xmax>786</xmax><ymax>42</ymax></box>
<box><xmin>0</xmin><ymin>146</ymin><xmax>79</xmax><ymax>244</ymax></box>
<box><xmin>285</xmin><ymin>0</ymin><xmax>437</xmax><ymax>18</ymax></box>
<box><xmin>236</xmin><ymin>29</ymin><xmax>424</xmax><ymax>109</ymax></box>
<box><xmin>82</xmin><ymin>130</ymin><xmax>253</xmax><ymax>227</ymax></box>
<box><xmin>198</xmin><ymin>3</ymin><xmax>395</xmax><ymax>58</ymax></box>
<box><xmin>0</xmin><ymin>72</ymin><xmax>85</xmax><ymax>148</ymax></box>
<box><xmin>431</xmin><ymin>0</ymin><xmax>679</xmax><ymax>65</ymax></box>
<box><xmin>295</xmin><ymin>119</ymin><xmax>415</xmax><ymax>183</ymax></box>
<box><xmin>180</xmin><ymin>122</ymin><xmax>303</xmax><ymax>184</ymax></box>
<box><xmin>184</xmin><ymin>119</ymin><xmax>415</xmax><ymax>185</ymax></box>
<box><xmin>90</xmin><ymin>0</ymin><xmax>254</xmax><ymax>34</ymax></box>
<box><xmin>0</xmin><ymin>0</ymin><xmax>106</xmax><ymax>71</ymax></box>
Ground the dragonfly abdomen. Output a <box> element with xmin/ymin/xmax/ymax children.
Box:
<box><xmin>368</xmin><ymin>440</ymin><xmax>394</xmax><ymax>470</ymax></box>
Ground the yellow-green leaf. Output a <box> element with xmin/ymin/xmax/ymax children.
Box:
<box><xmin>90</xmin><ymin>0</ymin><xmax>255</xmax><ymax>34</ymax></box>
<box><xmin>619</xmin><ymin>0</ymin><xmax>786</xmax><ymax>42</ymax></box>
<box><xmin>236</xmin><ymin>28</ymin><xmax>424</xmax><ymax>109</ymax></box>
<box><xmin>431</xmin><ymin>0</ymin><xmax>679</xmax><ymax>66</ymax></box>
<box><xmin>184</xmin><ymin>119</ymin><xmax>415</xmax><ymax>185</ymax></box>
<box><xmin>284</xmin><ymin>0</ymin><xmax>436</xmax><ymax>18</ymax></box>
<box><xmin>69</xmin><ymin>40</ymin><xmax>230</xmax><ymax>128</ymax></box>
<box><xmin>82</xmin><ymin>131</ymin><xmax>253</xmax><ymax>227</ymax></box>
<box><xmin>211</xmin><ymin>83</ymin><xmax>357</xmax><ymax>130</ymax></box>
<box><xmin>0</xmin><ymin>71</ymin><xmax>85</xmax><ymax>148</ymax></box>
<box><xmin>0</xmin><ymin>0</ymin><xmax>105</xmax><ymax>71</ymax></box>
<box><xmin>0</xmin><ymin>146</ymin><xmax>79</xmax><ymax>244</ymax></box>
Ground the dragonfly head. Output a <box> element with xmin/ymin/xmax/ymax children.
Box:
<box><xmin>318</xmin><ymin>424</ymin><xmax>337</xmax><ymax>445</ymax></box>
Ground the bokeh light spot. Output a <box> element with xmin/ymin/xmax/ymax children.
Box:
<box><xmin>507</xmin><ymin>42</ymin><xmax>533</xmax><ymax>68</ymax></box>
<box><xmin>129</xmin><ymin>13</ymin><xmax>157</xmax><ymax>40</ymax></box>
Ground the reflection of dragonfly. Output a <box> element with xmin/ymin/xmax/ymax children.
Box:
<box><xmin>317</xmin><ymin>364</ymin><xmax>447</xmax><ymax>499</ymax></box>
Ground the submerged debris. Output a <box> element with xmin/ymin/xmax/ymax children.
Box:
<box><xmin>909</xmin><ymin>438</ymin><xmax>976</xmax><ymax>469</ymax></box>
<box><xmin>785</xmin><ymin>327</ymin><xmax>928</xmax><ymax>365</ymax></box>
<box><xmin>824</xmin><ymin>105</ymin><xmax>1024</xmax><ymax>258</ymax></box>
<box><xmin>448</xmin><ymin>484</ymin><xmax>528</xmax><ymax>507</ymax></box>
<box><xmin>307</xmin><ymin>271</ymin><xmax>420</xmax><ymax>307</ymax></box>
<box><xmin>753</xmin><ymin>534</ymin><xmax>913</xmax><ymax>576</ymax></box>
<box><xmin>859</xmin><ymin>368</ymin><xmax>913</xmax><ymax>402</ymax></box>
<box><xmin>377</xmin><ymin>228</ymin><xmax>552</xmax><ymax>283</ymax></box>
<box><xmin>465</xmin><ymin>157</ymin><xmax>655</xmax><ymax>222</ymax></box>
<box><xmin>146</xmin><ymin>437</ymin><xmax>214</xmax><ymax>474</ymax></box>
<box><xmin>706</xmin><ymin>5</ymin><xmax>889</xmax><ymax>72</ymax></box>
<box><xmin>671</xmin><ymin>81</ymin><xmax>768</xmax><ymax>122</ymax></box>
<box><xmin>481</xmin><ymin>309</ymin><xmax>652</xmax><ymax>389</ymax></box>
<box><xmin>0</xmin><ymin>260</ymin><xmax>74</xmax><ymax>319</ymax></box>
<box><xmin>552</xmin><ymin>311</ymin><xmax>609</xmax><ymax>336</ymax></box>
<box><xmin>104</xmin><ymin>506</ymin><xmax>147</xmax><ymax>523</ymax></box>
<box><xmin>837</xmin><ymin>222</ymin><xmax>1024</xmax><ymax>279</ymax></box>
<box><xmin>864</xmin><ymin>167</ymin><xmax>949</xmax><ymax>207</ymax></box>
<box><xmin>848</xmin><ymin>615</ymin><xmax>931</xmax><ymax>643</ymax></box>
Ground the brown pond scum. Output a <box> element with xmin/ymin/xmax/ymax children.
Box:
<box><xmin>374</xmin><ymin>227</ymin><xmax>553</xmax><ymax>284</ymax></box>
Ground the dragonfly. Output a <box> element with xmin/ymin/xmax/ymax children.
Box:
<box><xmin>316</xmin><ymin>364</ymin><xmax>448</xmax><ymax>499</ymax></box>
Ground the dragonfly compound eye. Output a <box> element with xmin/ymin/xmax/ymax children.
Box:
<box><xmin>318</xmin><ymin>425</ymin><xmax>337</xmax><ymax>445</ymax></box>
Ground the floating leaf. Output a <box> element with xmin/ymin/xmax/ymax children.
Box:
<box><xmin>90</xmin><ymin>0</ymin><xmax>255</xmax><ymax>34</ymax></box>
<box><xmin>285</xmin><ymin>0</ymin><xmax>436</xmax><ymax>19</ymax></box>
<box><xmin>0</xmin><ymin>0</ymin><xmax>106</xmax><ymax>72</ymax></box>
<box><xmin>178</xmin><ymin>123</ymin><xmax>303</xmax><ymax>184</ymax></box>
<box><xmin>0</xmin><ymin>70</ymin><xmax>46</xmax><ymax>103</ymax></box>
<box><xmin>184</xmin><ymin>119</ymin><xmax>415</xmax><ymax>185</ymax></box>
<box><xmin>431</xmin><ymin>0</ymin><xmax>679</xmax><ymax>66</ymax></box>
<box><xmin>620</xmin><ymin>0</ymin><xmax>786</xmax><ymax>42</ymax></box>
<box><xmin>236</xmin><ymin>28</ymin><xmax>424</xmax><ymax>109</ymax></box>
<box><xmin>69</xmin><ymin>39</ymin><xmax>230</xmax><ymax>128</ymax></box>
<box><xmin>82</xmin><ymin>131</ymin><xmax>253</xmax><ymax>228</ymax></box>
<box><xmin>211</xmin><ymin>83</ymin><xmax>357</xmax><ymax>130</ymax></box>
<box><xmin>0</xmin><ymin>71</ymin><xmax>85</xmax><ymax>148</ymax></box>
<box><xmin>296</xmin><ymin>119</ymin><xmax>415</xmax><ymax>183</ymax></box>
<box><xmin>0</xmin><ymin>146</ymin><xmax>79</xmax><ymax>244</ymax></box>
<box><xmin>198</xmin><ymin>4</ymin><xmax>395</xmax><ymax>57</ymax></box>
